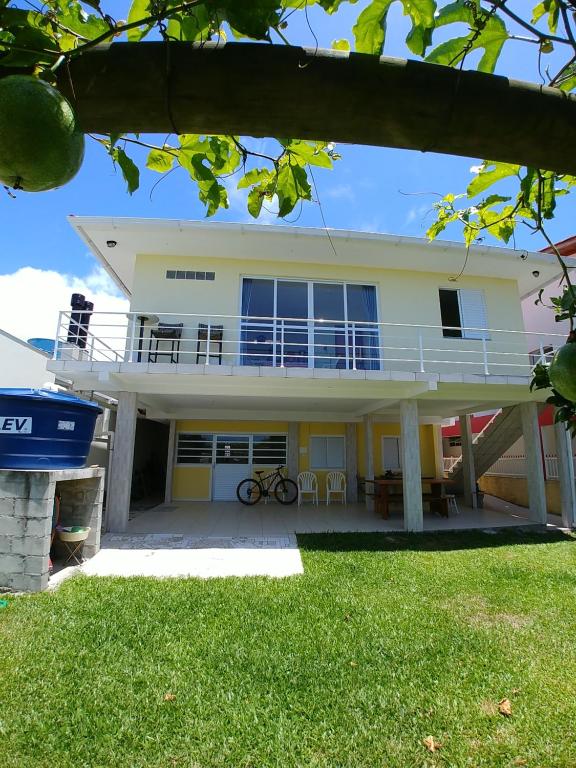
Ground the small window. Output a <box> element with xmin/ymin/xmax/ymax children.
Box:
<box><xmin>309</xmin><ymin>436</ymin><xmax>345</xmax><ymax>469</ymax></box>
<box><xmin>206</xmin><ymin>272</ymin><xmax>215</xmax><ymax>281</ymax></box>
<box><xmin>448</xmin><ymin>437</ymin><xmax>462</xmax><ymax>448</ymax></box>
<box><xmin>185</xmin><ymin>271</ymin><xmax>196</xmax><ymax>280</ymax></box>
<box><xmin>439</xmin><ymin>289</ymin><xmax>489</xmax><ymax>340</ymax></box>
<box><xmin>177</xmin><ymin>433</ymin><xmax>213</xmax><ymax>464</ymax></box>
<box><xmin>252</xmin><ymin>435</ymin><xmax>287</xmax><ymax>465</ymax></box>
<box><xmin>176</xmin><ymin>270</ymin><xmax>186</xmax><ymax>280</ymax></box>
<box><xmin>166</xmin><ymin>270</ymin><xmax>176</xmax><ymax>279</ymax></box>
<box><xmin>195</xmin><ymin>271</ymin><xmax>206</xmax><ymax>281</ymax></box>
<box><xmin>382</xmin><ymin>436</ymin><xmax>402</xmax><ymax>472</ymax></box>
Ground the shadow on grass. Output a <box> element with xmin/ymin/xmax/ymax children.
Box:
<box><xmin>297</xmin><ymin>527</ymin><xmax>576</xmax><ymax>553</ymax></box>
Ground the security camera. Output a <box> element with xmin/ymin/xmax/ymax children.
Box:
<box><xmin>106</xmin><ymin>240</ymin><xmax>117</xmax><ymax>248</ymax></box>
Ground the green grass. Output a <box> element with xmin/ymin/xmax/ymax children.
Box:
<box><xmin>2</xmin><ymin>529</ymin><xmax>576</xmax><ymax>767</ymax></box>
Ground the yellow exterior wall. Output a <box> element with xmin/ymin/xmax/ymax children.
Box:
<box><xmin>173</xmin><ymin>467</ymin><xmax>211</xmax><ymax>501</ymax></box>
<box><xmin>479</xmin><ymin>475</ymin><xmax>562</xmax><ymax>515</ymax></box>
<box><xmin>173</xmin><ymin>420</ymin><xmax>289</xmax><ymax>500</ymax></box>
<box><xmin>357</xmin><ymin>423</ymin><xmax>437</xmax><ymax>478</ymax></box>
<box><xmin>131</xmin><ymin>254</ymin><xmax>525</xmax><ymax>335</ymax></box>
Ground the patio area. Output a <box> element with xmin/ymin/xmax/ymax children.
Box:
<box><xmin>123</xmin><ymin>494</ymin><xmax>561</xmax><ymax>537</ymax></box>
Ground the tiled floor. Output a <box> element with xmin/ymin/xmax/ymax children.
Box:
<box><xmin>124</xmin><ymin>494</ymin><xmax>558</xmax><ymax>537</ymax></box>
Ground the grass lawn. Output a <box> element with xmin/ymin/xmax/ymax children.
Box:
<box><xmin>2</xmin><ymin>529</ymin><xmax>576</xmax><ymax>767</ymax></box>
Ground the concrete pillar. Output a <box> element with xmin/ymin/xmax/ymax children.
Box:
<box><xmin>554</xmin><ymin>420</ymin><xmax>576</xmax><ymax>528</ymax></box>
<box><xmin>346</xmin><ymin>423</ymin><xmax>358</xmax><ymax>503</ymax></box>
<box><xmin>400</xmin><ymin>400</ymin><xmax>423</xmax><ymax>532</ymax></box>
<box><xmin>287</xmin><ymin>423</ymin><xmax>299</xmax><ymax>481</ymax></box>
<box><xmin>107</xmin><ymin>392</ymin><xmax>138</xmax><ymax>532</ymax></box>
<box><xmin>432</xmin><ymin>424</ymin><xmax>444</xmax><ymax>478</ymax></box>
<box><xmin>164</xmin><ymin>419</ymin><xmax>176</xmax><ymax>504</ymax></box>
<box><xmin>364</xmin><ymin>415</ymin><xmax>374</xmax><ymax>510</ymax></box>
<box><xmin>520</xmin><ymin>402</ymin><xmax>547</xmax><ymax>524</ymax></box>
<box><xmin>459</xmin><ymin>414</ymin><xmax>477</xmax><ymax>508</ymax></box>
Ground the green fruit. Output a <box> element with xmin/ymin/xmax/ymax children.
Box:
<box><xmin>0</xmin><ymin>75</ymin><xmax>84</xmax><ymax>192</ymax></box>
<box><xmin>549</xmin><ymin>342</ymin><xmax>576</xmax><ymax>402</ymax></box>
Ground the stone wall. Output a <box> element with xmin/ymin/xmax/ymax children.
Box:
<box><xmin>0</xmin><ymin>468</ymin><xmax>104</xmax><ymax>592</ymax></box>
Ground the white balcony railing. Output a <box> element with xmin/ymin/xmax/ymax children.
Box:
<box><xmin>52</xmin><ymin>310</ymin><xmax>565</xmax><ymax>377</ymax></box>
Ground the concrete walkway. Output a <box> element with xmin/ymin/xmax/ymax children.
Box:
<box><xmin>81</xmin><ymin>533</ymin><xmax>304</xmax><ymax>579</ymax></box>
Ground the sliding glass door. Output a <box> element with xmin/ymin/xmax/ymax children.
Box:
<box><xmin>241</xmin><ymin>278</ymin><xmax>379</xmax><ymax>369</ymax></box>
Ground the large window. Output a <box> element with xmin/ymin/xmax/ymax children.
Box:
<box><xmin>439</xmin><ymin>289</ymin><xmax>489</xmax><ymax>339</ymax></box>
<box><xmin>382</xmin><ymin>436</ymin><xmax>402</xmax><ymax>472</ymax></box>
<box><xmin>241</xmin><ymin>278</ymin><xmax>379</xmax><ymax>369</ymax></box>
<box><xmin>309</xmin><ymin>436</ymin><xmax>346</xmax><ymax>469</ymax></box>
<box><xmin>176</xmin><ymin>433</ymin><xmax>287</xmax><ymax>466</ymax></box>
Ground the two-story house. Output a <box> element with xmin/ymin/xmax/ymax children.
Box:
<box><xmin>47</xmin><ymin>217</ymin><xmax>575</xmax><ymax>532</ymax></box>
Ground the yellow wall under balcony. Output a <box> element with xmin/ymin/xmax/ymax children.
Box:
<box><xmin>171</xmin><ymin>420</ymin><xmax>440</xmax><ymax>501</ymax></box>
<box><xmin>173</xmin><ymin>420</ymin><xmax>289</xmax><ymax>501</ymax></box>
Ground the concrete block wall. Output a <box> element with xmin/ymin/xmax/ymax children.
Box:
<box><xmin>0</xmin><ymin>471</ymin><xmax>55</xmax><ymax>592</ymax></box>
<box><xmin>0</xmin><ymin>468</ymin><xmax>104</xmax><ymax>592</ymax></box>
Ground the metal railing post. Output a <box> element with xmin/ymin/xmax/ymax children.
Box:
<box><xmin>418</xmin><ymin>331</ymin><xmax>425</xmax><ymax>373</ymax></box>
<box><xmin>206</xmin><ymin>322</ymin><xmax>211</xmax><ymax>365</ymax></box>
<box><xmin>53</xmin><ymin>311</ymin><xmax>63</xmax><ymax>360</ymax></box>
<box><xmin>482</xmin><ymin>335</ymin><xmax>489</xmax><ymax>375</ymax></box>
<box><xmin>351</xmin><ymin>322</ymin><xmax>357</xmax><ymax>370</ymax></box>
<box><xmin>279</xmin><ymin>319</ymin><xmax>285</xmax><ymax>368</ymax></box>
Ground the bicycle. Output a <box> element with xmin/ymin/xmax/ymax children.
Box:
<box><xmin>236</xmin><ymin>465</ymin><xmax>298</xmax><ymax>505</ymax></box>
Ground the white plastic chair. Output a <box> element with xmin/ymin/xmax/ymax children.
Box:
<box><xmin>326</xmin><ymin>471</ymin><xmax>347</xmax><ymax>505</ymax></box>
<box><xmin>297</xmin><ymin>472</ymin><xmax>318</xmax><ymax>506</ymax></box>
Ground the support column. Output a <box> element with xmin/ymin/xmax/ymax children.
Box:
<box><xmin>400</xmin><ymin>400</ymin><xmax>423</xmax><ymax>532</ymax></box>
<box><xmin>554</xmin><ymin>420</ymin><xmax>576</xmax><ymax>528</ymax></box>
<box><xmin>520</xmin><ymin>402</ymin><xmax>547</xmax><ymax>524</ymax></box>
<box><xmin>459</xmin><ymin>414</ymin><xmax>477</xmax><ymax>509</ymax></box>
<box><xmin>364</xmin><ymin>415</ymin><xmax>374</xmax><ymax>510</ymax></box>
<box><xmin>106</xmin><ymin>392</ymin><xmax>138</xmax><ymax>532</ymax></box>
<box><xmin>346</xmin><ymin>423</ymin><xmax>358</xmax><ymax>503</ymax></box>
<box><xmin>164</xmin><ymin>419</ymin><xmax>176</xmax><ymax>504</ymax></box>
<box><xmin>287</xmin><ymin>423</ymin><xmax>299</xmax><ymax>481</ymax></box>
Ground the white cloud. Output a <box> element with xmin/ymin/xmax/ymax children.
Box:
<box><xmin>0</xmin><ymin>266</ymin><xmax>129</xmax><ymax>343</ymax></box>
<box><xmin>325</xmin><ymin>184</ymin><xmax>355</xmax><ymax>201</ymax></box>
<box><xmin>405</xmin><ymin>204</ymin><xmax>431</xmax><ymax>226</ymax></box>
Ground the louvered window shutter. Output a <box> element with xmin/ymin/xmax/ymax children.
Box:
<box><xmin>457</xmin><ymin>290</ymin><xmax>489</xmax><ymax>340</ymax></box>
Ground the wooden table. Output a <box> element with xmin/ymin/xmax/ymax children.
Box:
<box><xmin>370</xmin><ymin>478</ymin><xmax>455</xmax><ymax>519</ymax></box>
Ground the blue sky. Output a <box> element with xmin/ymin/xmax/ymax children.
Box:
<box><xmin>0</xmin><ymin>1</ymin><xmax>574</xmax><ymax>339</ymax></box>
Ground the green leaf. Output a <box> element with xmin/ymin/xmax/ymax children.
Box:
<box><xmin>238</xmin><ymin>168</ymin><xmax>273</xmax><ymax>190</ymax></box>
<box><xmin>353</xmin><ymin>0</ymin><xmax>393</xmax><ymax>55</ymax></box>
<box><xmin>531</xmin><ymin>0</ymin><xmax>560</xmax><ymax>33</ymax></box>
<box><xmin>286</xmin><ymin>140</ymin><xmax>334</xmax><ymax>169</ymax></box>
<box><xmin>126</xmin><ymin>0</ymin><xmax>151</xmax><ymax>42</ymax></box>
<box><xmin>113</xmin><ymin>148</ymin><xmax>140</xmax><ymax>194</ymax></box>
<box><xmin>223</xmin><ymin>0</ymin><xmax>281</xmax><ymax>40</ymax></box>
<box><xmin>466</xmin><ymin>162</ymin><xmax>520</xmax><ymax>198</ymax></box>
<box><xmin>276</xmin><ymin>162</ymin><xmax>311</xmax><ymax>217</ymax></box>
<box><xmin>425</xmin><ymin>0</ymin><xmax>508</xmax><ymax>73</ymax></box>
<box><xmin>247</xmin><ymin>186</ymin><xmax>266</xmax><ymax>218</ymax></box>
<box><xmin>332</xmin><ymin>38</ymin><xmax>350</xmax><ymax>51</ymax></box>
<box><xmin>146</xmin><ymin>149</ymin><xmax>175</xmax><ymax>173</ymax></box>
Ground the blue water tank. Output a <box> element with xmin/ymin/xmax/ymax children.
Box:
<box><xmin>0</xmin><ymin>389</ymin><xmax>103</xmax><ymax>470</ymax></box>
<box><xmin>27</xmin><ymin>338</ymin><xmax>56</xmax><ymax>356</ymax></box>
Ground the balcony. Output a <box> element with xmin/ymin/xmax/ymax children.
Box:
<box><xmin>51</xmin><ymin>310</ymin><xmax>564</xmax><ymax>382</ymax></box>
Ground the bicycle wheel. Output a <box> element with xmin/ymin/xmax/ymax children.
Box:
<box><xmin>274</xmin><ymin>478</ymin><xmax>298</xmax><ymax>505</ymax></box>
<box><xmin>237</xmin><ymin>478</ymin><xmax>262</xmax><ymax>505</ymax></box>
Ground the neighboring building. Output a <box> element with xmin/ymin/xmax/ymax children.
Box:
<box><xmin>0</xmin><ymin>329</ymin><xmax>57</xmax><ymax>389</ymax></box>
<box><xmin>46</xmin><ymin>217</ymin><xmax>576</xmax><ymax>532</ymax></box>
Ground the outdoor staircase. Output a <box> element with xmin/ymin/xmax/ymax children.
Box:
<box><xmin>447</xmin><ymin>405</ymin><xmax>524</xmax><ymax>488</ymax></box>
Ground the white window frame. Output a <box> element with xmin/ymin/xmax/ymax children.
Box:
<box><xmin>175</xmin><ymin>432</ymin><xmax>288</xmax><ymax>467</ymax></box>
<box><xmin>239</xmin><ymin>276</ymin><xmax>380</xmax><ymax>368</ymax></box>
<box><xmin>309</xmin><ymin>435</ymin><xmax>346</xmax><ymax>470</ymax></box>
<box><xmin>439</xmin><ymin>287</ymin><xmax>490</xmax><ymax>340</ymax></box>
<box><xmin>381</xmin><ymin>435</ymin><xmax>403</xmax><ymax>473</ymax></box>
